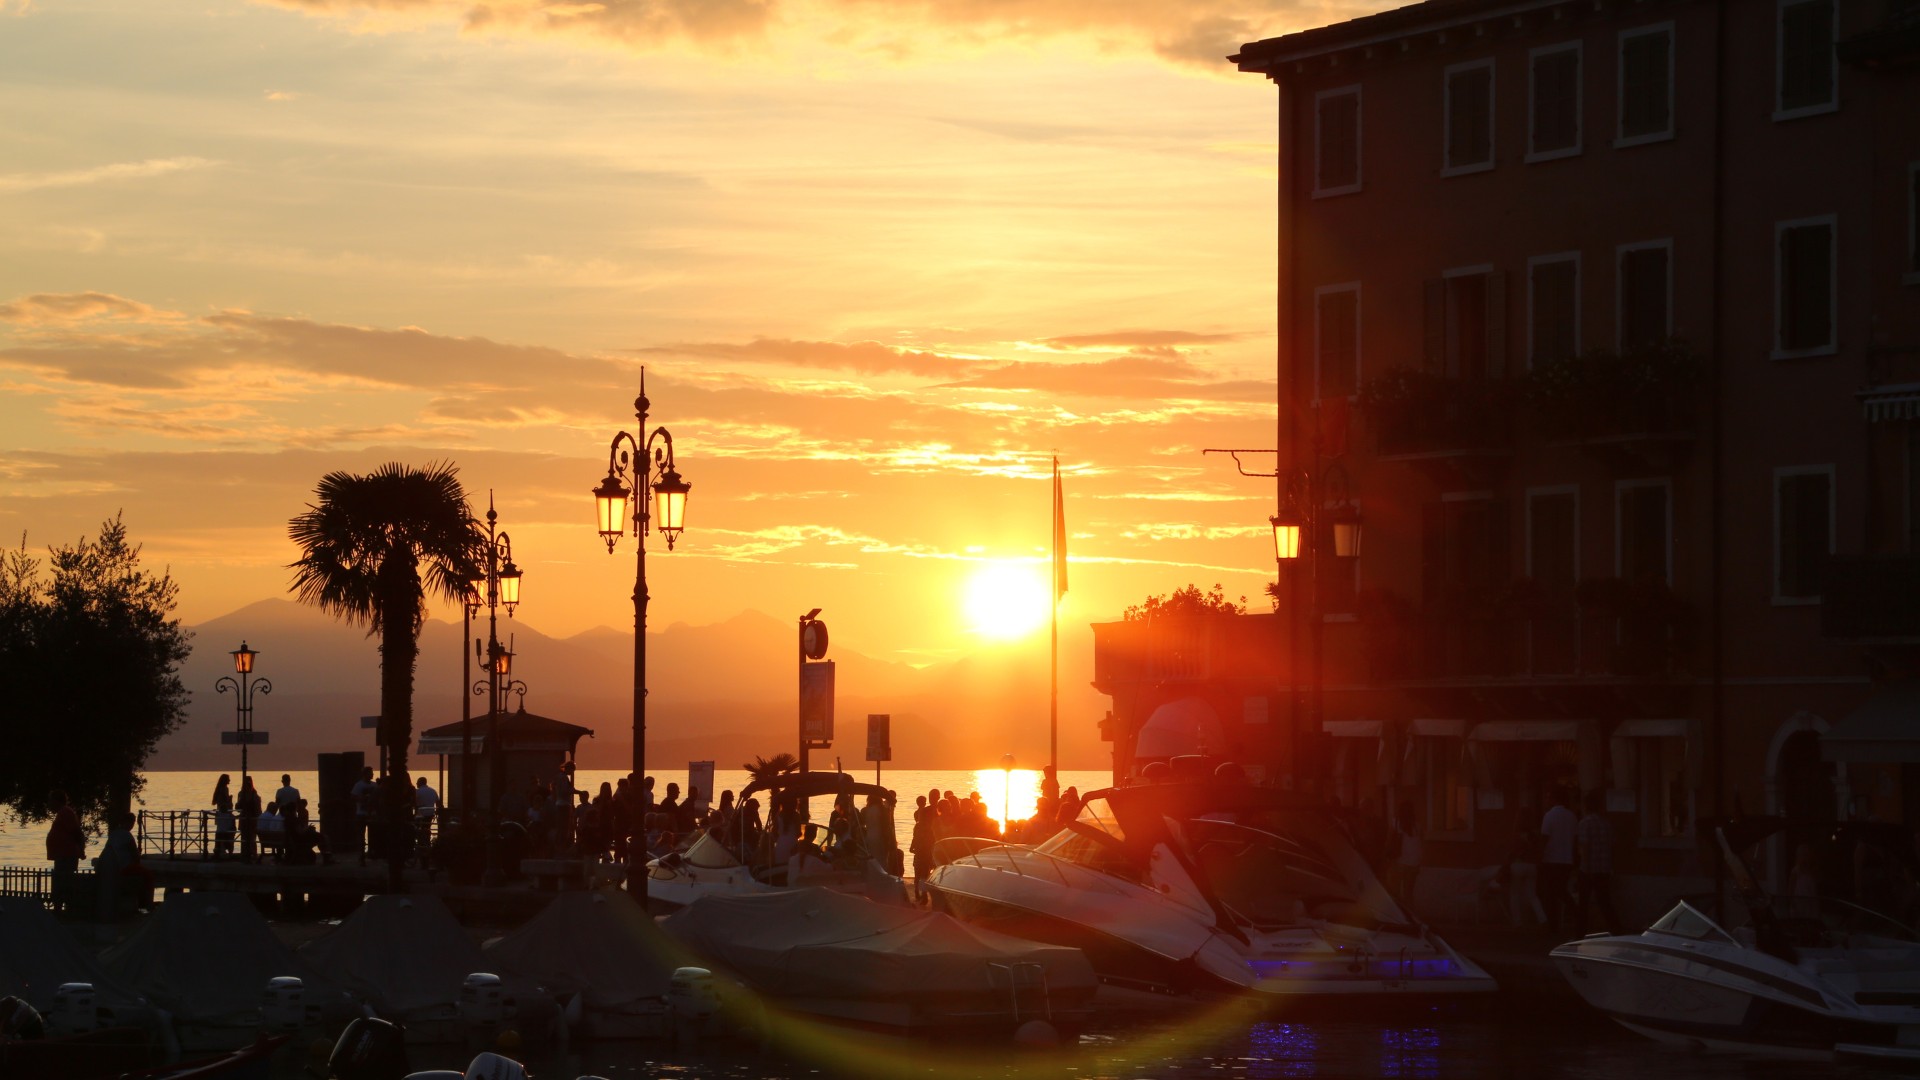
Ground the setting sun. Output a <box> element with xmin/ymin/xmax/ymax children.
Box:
<box><xmin>974</xmin><ymin>768</ymin><xmax>1044</xmax><ymax>829</ymax></box>
<box><xmin>962</xmin><ymin>562</ymin><xmax>1052</xmax><ymax>640</ymax></box>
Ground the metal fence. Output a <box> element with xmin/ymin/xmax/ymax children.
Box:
<box><xmin>135</xmin><ymin>808</ymin><xmax>441</xmax><ymax>858</ymax></box>
<box><xmin>0</xmin><ymin>864</ymin><xmax>95</xmax><ymax>909</ymax></box>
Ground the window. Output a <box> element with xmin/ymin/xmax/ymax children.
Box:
<box><xmin>1429</xmin><ymin>266</ymin><xmax>1507</xmax><ymax>377</ymax></box>
<box><xmin>1528</xmin><ymin>253</ymin><xmax>1580</xmax><ymax>366</ymax></box>
<box><xmin>1444</xmin><ymin>60</ymin><xmax>1495</xmax><ymax>175</ymax></box>
<box><xmin>1776</xmin><ymin>216</ymin><xmax>1835</xmax><ymax>356</ymax></box>
<box><xmin>1314</xmin><ymin>284</ymin><xmax>1360</xmax><ymax>399</ymax></box>
<box><xmin>1910</xmin><ymin>429</ymin><xmax>1920</xmax><ymax>554</ymax></box>
<box><xmin>1908</xmin><ymin>162</ymin><xmax>1919</xmax><ymax>280</ymax></box>
<box><xmin>1430</xmin><ymin>737</ymin><xmax>1473</xmax><ymax>834</ymax></box>
<box><xmin>1616</xmin><ymin>479</ymin><xmax>1671</xmax><ymax>584</ymax></box>
<box><xmin>1775</xmin><ymin>466</ymin><xmax>1834</xmax><ymax>602</ymax></box>
<box><xmin>1778</xmin><ymin>0</ymin><xmax>1837</xmax><ymax>117</ymax></box>
<box><xmin>1617</xmin><ymin>241</ymin><xmax>1671</xmax><ymax>349</ymax></box>
<box><xmin>1529</xmin><ymin>43</ymin><xmax>1582</xmax><ymax>160</ymax></box>
<box><xmin>1315</xmin><ymin>87</ymin><xmax>1362</xmax><ymax>196</ymax></box>
<box><xmin>1422</xmin><ymin>495</ymin><xmax>1510</xmax><ymax>606</ymax></box>
<box><xmin>1637</xmin><ymin>737</ymin><xmax>1692</xmax><ymax>838</ymax></box>
<box><xmin>1527</xmin><ymin>487</ymin><xmax>1580</xmax><ymax>675</ymax></box>
<box><xmin>1618</xmin><ymin>24</ymin><xmax>1674</xmax><ymax>145</ymax></box>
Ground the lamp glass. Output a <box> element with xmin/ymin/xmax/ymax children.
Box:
<box><xmin>1332</xmin><ymin>518</ymin><xmax>1362</xmax><ymax>559</ymax></box>
<box><xmin>492</xmin><ymin>649</ymin><xmax>512</xmax><ymax>676</ymax></box>
<box><xmin>593</xmin><ymin>472</ymin><xmax>631</xmax><ymax>543</ymax></box>
<box><xmin>653</xmin><ymin>467</ymin><xmax>690</xmax><ymax>540</ymax></box>
<box><xmin>498</xmin><ymin>561</ymin><xmax>522</xmax><ymax>608</ymax></box>
<box><xmin>232</xmin><ymin>643</ymin><xmax>256</xmax><ymax>675</ymax></box>
<box><xmin>1272</xmin><ymin>519</ymin><xmax>1303</xmax><ymax>562</ymax></box>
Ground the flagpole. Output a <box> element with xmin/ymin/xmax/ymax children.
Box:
<box><xmin>1050</xmin><ymin>456</ymin><xmax>1061</xmax><ymax>782</ymax></box>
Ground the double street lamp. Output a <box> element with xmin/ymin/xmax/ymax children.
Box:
<box><xmin>1269</xmin><ymin>464</ymin><xmax>1361</xmax><ymax>792</ymax></box>
<box><xmin>593</xmin><ymin>371</ymin><xmax>690</xmax><ymax>900</ymax></box>
<box><xmin>215</xmin><ymin>642</ymin><xmax>271</xmax><ymax>795</ymax></box>
<box><xmin>468</xmin><ymin>494</ymin><xmax>521</xmax><ymax>886</ymax></box>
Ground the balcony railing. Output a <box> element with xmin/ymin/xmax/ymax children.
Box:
<box><xmin>1358</xmin><ymin>371</ymin><xmax>1516</xmax><ymax>458</ymax></box>
<box><xmin>1363</xmin><ymin>579</ymin><xmax>1691</xmax><ymax>682</ymax></box>
<box><xmin>1524</xmin><ymin>341</ymin><xmax>1702</xmax><ymax>441</ymax></box>
<box><xmin>1091</xmin><ymin>615</ymin><xmax>1282</xmax><ymax>690</ymax></box>
<box><xmin>1823</xmin><ymin>556</ymin><xmax>1920</xmax><ymax>641</ymax></box>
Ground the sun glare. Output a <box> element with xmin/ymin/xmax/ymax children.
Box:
<box><xmin>961</xmin><ymin>561</ymin><xmax>1050</xmax><ymax>639</ymax></box>
<box><xmin>974</xmin><ymin>768</ymin><xmax>1043</xmax><ymax>829</ymax></box>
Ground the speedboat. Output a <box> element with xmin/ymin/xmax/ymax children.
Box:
<box><xmin>644</xmin><ymin>770</ymin><xmax>909</xmax><ymax>913</ymax></box>
<box><xmin>923</xmin><ymin>779</ymin><xmax>1494</xmax><ymax>999</ymax></box>
<box><xmin>1553</xmin><ymin>818</ymin><xmax>1920</xmax><ymax>1062</ymax></box>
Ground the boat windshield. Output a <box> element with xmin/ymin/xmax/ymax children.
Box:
<box><xmin>1183</xmin><ymin>817</ymin><xmax>1387</xmax><ymax>930</ymax></box>
<box><xmin>1647</xmin><ymin>901</ymin><xmax>1737</xmax><ymax>944</ymax></box>
<box><xmin>1074</xmin><ymin>797</ymin><xmax>1126</xmax><ymax>843</ymax></box>
<box><xmin>1035</xmin><ymin>826</ymin><xmax>1141</xmax><ymax>884</ymax></box>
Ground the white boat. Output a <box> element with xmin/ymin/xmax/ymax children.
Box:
<box><xmin>1552</xmin><ymin>819</ymin><xmax>1920</xmax><ymax>1062</ymax></box>
<box><xmin>644</xmin><ymin>770</ymin><xmax>909</xmax><ymax>913</ymax></box>
<box><xmin>923</xmin><ymin>779</ymin><xmax>1494</xmax><ymax>1000</ymax></box>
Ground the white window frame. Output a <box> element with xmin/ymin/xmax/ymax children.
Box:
<box><xmin>1615</xmin><ymin>238</ymin><xmax>1674</xmax><ymax>349</ymax></box>
<box><xmin>1772</xmin><ymin>464</ymin><xmax>1835</xmax><ymax>605</ymax></box>
<box><xmin>1772</xmin><ymin>214</ymin><xmax>1838</xmax><ymax>359</ymax></box>
<box><xmin>1525</xmin><ymin>485</ymin><xmax>1582</xmax><ymax>580</ymax></box>
<box><xmin>1615</xmin><ymin>22</ymin><xmax>1676</xmax><ymax>149</ymax></box>
<box><xmin>1526</xmin><ymin>251</ymin><xmax>1582</xmax><ymax>368</ymax></box>
<box><xmin>1614</xmin><ymin>477</ymin><xmax>1673</xmax><ymax>585</ymax></box>
<box><xmin>1313</xmin><ymin>281</ymin><xmax>1362</xmax><ymax>402</ymax></box>
<box><xmin>1775</xmin><ymin>0</ymin><xmax>1840</xmax><ymax>121</ymax></box>
<box><xmin>1527</xmin><ymin>41</ymin><xmax>1583</xmax><ymax>163</ymax></box>
<box><xmin>1442</xmin><ymin>58</ymin><xmax>1497</xmax><ymax>177</ymax></box>
<box><xmin>1441</xmin><ymin>263</ymin><xmax>1496</xmax><ymax>377</ymax></box>
<box><xmin>1313</xmin><ymin>85</ymin><xmax>1364</xmax><ymax>198</ymax></box>
<box><xmin>1906</xmin><ymin>162</ymin><xmax>1920</xmax><ymax>286</ymax></box>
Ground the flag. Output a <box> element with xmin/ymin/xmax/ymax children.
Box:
<box><xmin>1052</xmin><ymin>457</ymin><xmax>1068</xmax><ymax>601</ymax></box>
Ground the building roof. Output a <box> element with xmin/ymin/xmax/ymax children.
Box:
<box><xmin>418</xmin><ymin>706</ymin><xmax>593</xmax><ymax>754</ymax></box>
<box><xmin>1233</xmin><ymin>0</ymin><xmax>1609</xmax><ymax>73</ymax></box>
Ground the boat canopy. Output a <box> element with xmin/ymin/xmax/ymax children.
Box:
<box><xmin>740</xmin><ymin>770</ymin><xmax>890</xmax><ymax>804</ymax></box>
<box><xmin>0</xmin><ymin>896</ymin><xmax>147</xmax><ymax>1012</ymax></box>
<box><xmin>484</xmin><ymin>890</ymin><xmax>676</xmax><ymax>1010</ymax></box>
<box><xmin>302</xmin><ymin>894</ymin><xmax>544</xmax><ymax>1019</ymax></box>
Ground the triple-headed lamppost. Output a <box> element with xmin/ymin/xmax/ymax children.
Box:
<box><xmin>1268</xmin><ymin>465</ymin><xmax>1361</xmax><ymax>792</ymax></box>
<box><xmin>215</xmin><ymin>642</ymin><xmax>271</xmax><ymax>795</ymax></box>
<box><xmin>594</xmin><ymin>373</ymin><xmax>690</xmax><ymax>900</ymax></box>
<box><xmin>468</xmin><ymin>495</ymin><xmax>521</xmax><ymax>885</ymax></box>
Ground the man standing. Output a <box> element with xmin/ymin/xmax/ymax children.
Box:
<box><xmin>414</xmin><ymin>776</ymin><xmax>439</xmax><ymax>868</ymax></box>
<box><xmin>44</xmin><ymin>790</ymin><xmax>85</xmax><ymax>914</ymax></box>
<box><xmin>275</xmin><ymin>773</ymin><xmax>301</xmax><ymax>813</ymax></box>
<box><xmin>1576</xmin><ymin>790</ymin><xmax>1620</xmax><ymax>934</ymax></box>
<box><xmin>350</xmin><ymin>766</ymin><xmax>378</xmax><ymax>866</ymax></box>
<box><xmin>1540</xmin><ymin>788</ymin><xmax>1578</xmax><ymax>933</ymax></box>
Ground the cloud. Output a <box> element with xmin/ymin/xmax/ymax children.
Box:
<box><xmin>942</xmin><ymin>353</ymin><xmax>1273</xmax><ymax>401</ymax></box>
<box><xmin>0</xmin><ymin>157</ymin><xmax>218</xmax><ymax>194</ymax></box>
<box><xmin>0</xmin><ymin>292</ymin><xmax>169</xmax><ymax>326</ymax></box>
<box><xmin>1039</xmin><ymin>329</ymin><xmax>1249</xmax><ymax>350</ymax></box>
<box><xmin>646</xmin><ymin>337</ymin><xmax>979</xmax><ymax>377</ymax></box>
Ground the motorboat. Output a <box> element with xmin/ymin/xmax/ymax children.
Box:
<box><xmin>1553</xmin><ymin>818</ymin><xmax>1920</xmax><ymax>1061</ymax></box>
<box><xmin>644</xmin><ymin>770</ymin><xmax>909</xmax><ymax>913</ymax></box>
<box><xmin>482</xmin><ymin>890</ymin><xmax>675</xmax><ymax>1040</ymax></box>
<box><xmin>661</xmin><ymin>886</ymin><xmax>1098</xmax><ymax>1038</ymax></box>
<box><xmin>923</xmin><ymin>779</ymin><xmax>1494</xmax><ymax>999</ymax></box>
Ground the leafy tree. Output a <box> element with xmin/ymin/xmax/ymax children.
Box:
<box><xmin>742</xmin><ymin>753</ymin><xmax>800</xmax><ymax>787</ymax></box>
<box><xmin>0</xmin><ymin>517</ymin><xmax>192</xmax><ymax>832</ymax></box>
<box><xmin>1122</xmin><ymin>583</ymin><xmax>1247</xmax><ymax>622</ymax></box>
<box><xmin>288</xmin><ymin>462</ymin><xmax>480</xmax><ymax>890</ymax></box>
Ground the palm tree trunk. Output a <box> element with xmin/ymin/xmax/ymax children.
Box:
<box><xmin>379</xmin><ymin>589</ymin><xmax>419</xmax><ymax>893</ymax></box>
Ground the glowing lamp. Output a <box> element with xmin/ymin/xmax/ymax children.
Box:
<box><xmin>497</xmin><ymin>558</ymin><xmax>522</xmax><ymax>611</ymax></box>
<box><xmin>1331</xmin><ymin>503</ymin><xmax>1363</xmax><ymax>559</ymax></box>
<box><xmin>1271</xmin><ymin>512</ymin><xmax>1304</xmax><ymax>562</ymax></box>
<box><xmin>652</xmin><ymin>465</ymin><xmax>690</xmax><ymax>549</ymax></box>
<box><xmin>231</xmin><ymin>641</ymin><xmax>256</xmax><ymax>675</ymax></box>
<box><xmin>593</xmin><ymin>472</ymin><xmax>632</xmax><ymax>552</ymax></box>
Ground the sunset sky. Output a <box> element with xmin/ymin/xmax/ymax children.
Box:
<box><xmin>0</xmin><ymin>0</ymin><xmax>1372</xmax><ymax>667</ymax></box>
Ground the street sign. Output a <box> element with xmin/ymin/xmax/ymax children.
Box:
<box><xmin>800</xmin><ymin>661</ymin><xmax>835</xmax><ymax>744</ymax></box>
<box><xmin>866</xmin><ymin>714</ymin><xmax>891</xmax><ymax>762</ymax></box>
<box><xmin>689</xmin><ymin>761</ymin><xmax>715</xmax><ymax>813</ymax></box>
<box><xmin>221</xmin><ymin>731</ymin><xmax>270</xmax><ymax>745</ymax></box>
<box><xmin>360</xmin><ymin>715</ymin><xmax>380</xmax><ymax>729</ymax></box>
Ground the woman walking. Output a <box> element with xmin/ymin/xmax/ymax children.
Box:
<box><xmin>236</xmin><ymin>775</ymin><xmax>263</xmax><ymax>863</ymax></box>
<box><xmin>211</xmin><ymin>774</ymin><xmax>236</xmax><ymax>860</ymax></box>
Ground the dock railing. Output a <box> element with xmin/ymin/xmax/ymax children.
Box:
<box><xmin>136</xmin><ymin>808</ymin><xmax>441</xmax><ymax>859</ymax></box>
<box><xmin>0</xmin><ymin>864</ymin><xmax>96</xmax><ymax>909</ymax></box>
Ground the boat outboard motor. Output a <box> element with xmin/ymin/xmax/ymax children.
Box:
<box><xmin>668</xmin><ymin>967</ymin><xmax>719</xmax><ymax>1044</ymax></box>
<box><xmin>0</xmin><ymin>996</ymin><xmax>45</xmax><ymax>1040</ymax></box>
<box><xmin>458</xmin><ymin>972</ymin><xmax>511</xmax><ymax>1034</ymax></box>
<box><xmin>262</xmin><ymin>975</ymin><xmax>319</xmax><ymax>1033</ymax></box>
<box><xmin>47</xmin><ymin>982</ymin><xmax>101</xmax><ymax>1036</ymax></box>
<box><xmin>459</xmin><ymin>1051</ymin><xmax>529</xmax><ymax>1080</ymax></box>
<box><xmin>329</xmin><ymin>1015</ymin><xmax>411</xmax><ymax>1080</ymax></box>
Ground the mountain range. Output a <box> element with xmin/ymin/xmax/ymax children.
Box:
<box><xmin>159</xmin><ymin>599</ymin><xmax>1112</xmax><ymax>774</ymax></box>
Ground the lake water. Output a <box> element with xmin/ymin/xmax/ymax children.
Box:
<box><xmin>0</xmin><ymin>768</ymin><xmax>1117</xmax><ymax>865</ymax></box>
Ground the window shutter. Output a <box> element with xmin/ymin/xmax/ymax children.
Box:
<box><xmin>1424</xmin><ymin>278</ymin><xmax>1446</xmax><ymax>371</ymax></box>
<box><xmin>1421</xmin><ymin>502</ymin><xmax>1447</xmax><ymax>607</ymax></box>
<box><xmin>1487</xmin><ymin>270</ymin><xmax>1508</xmax><ymax>377</ymax></box>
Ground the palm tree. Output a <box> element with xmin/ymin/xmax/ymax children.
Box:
<box><xmin>742</xmin><ymin>752</ymin><xmax>800</xmax><ymax>788</ymax></box>
<box><xmin>288</xmin><ymin>461</ymin><xmax>479</xmax><ymax>890</ymax></box>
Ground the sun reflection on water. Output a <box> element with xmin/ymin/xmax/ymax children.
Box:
<box><xmin>972</xmin><ymin>767</ymin><xmax>1043</xmax><ymax>828</ymax></box>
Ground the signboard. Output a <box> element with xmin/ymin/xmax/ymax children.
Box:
<box><xmin>360</xmin><ymin>715</ymin><xmax>381</xmax><ymax>729</ymax></box>
<box><xmin>800</xmin><ymin>661</ymin><xmax>835</xmax><ymax>744</ymax></box>
<box><xmin>688</xmin><ymin>761</ymin><xmax>716</xmax><ymax>813</ymax></box>
<box><xmin>221</xmin><ymin>731</ymin><xmax>270</xmax><ymax>745</ymax></box>
<box><xmin>866</xmin><ymin>714</ymin><xmax>891</xmax><ymax>763</ymax></box>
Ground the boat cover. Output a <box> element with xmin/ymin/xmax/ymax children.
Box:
<box><xmin>0</xmin><ymin>896</ymin><xmax>146</xmax><ymax>1011</ymax></box>
<box><xmin>482</xmin><ymin>890</ymin><xmax>675</xmax><ymax>1010</ymax></box>
<box><xmin>301</xmin><ymin>894</ymin><xmax>543</xmax><ymax>1020</ymax></box>
<box><xmin>660</xmin><ymin>887</ymin><xmax>1098</xmax><ymax>1002</ymax></box>
<box><xmin>99</xmin><ymin>892</ymin><xmax>353</xmax><ymax>1025</ymax></box>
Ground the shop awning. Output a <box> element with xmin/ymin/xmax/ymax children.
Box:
<box><xmin>1860</xmin><ymin>383</ymin><xmax>1920</xmax><ymax>424</ymax></box>
<box><xmin>1822</xmin><ymin>684</ymin><xmax>1920</xmax><ymax>763</ymax></box>
<box><xmin>1409</xmin><ymin>718</ymin><xmax>1466</xmax><ymax>738</ymax></box>
<box><xmin>1468</xmin><ymin>720</ymin><xmax>1579</xmax><ymax>742</ymax></box>
<box><xmin>1322</xmin><ymin>720</ymin><xmax>1382</xmax><ymax>738</ymax></box>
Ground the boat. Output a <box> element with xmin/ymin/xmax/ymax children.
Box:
<box><xmin>643</xmin><ymin>770</ymin><xmax>910</xmax><ymax>913</ymax></box>
<box><xmin>482</xmin><ymin>889</ymin><xmax>675</xmax><ymax>1040</ymax></box>
<box><xmin>660</xmin><ymin>886</ymin><xmax>1099</xmax><ymax>1038</ymax></box>
<box><xmin>923</xmin><ymin>778</ymin><xmax>1495</xmax><ymax>1000</ymax></box>
<box><xmin>1552</xmin><ymin>817</ymin><xmax>1920</xmax><ymax>1061</ymax></box>
<box><xmin>0</xmin><ymin>1021</ymin><xmax>161</xmax><ymax>1079</ymax></box>
<box><xmin>117</xmin><ymin>1034</ymin><xmax>289</xmax><ymax>1079</ymax></box>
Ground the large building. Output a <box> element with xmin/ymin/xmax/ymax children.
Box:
<box><xmin>1094</xmin><ymin>0</ymin><xmax>1920</xmax><ymax>920</ymax></box>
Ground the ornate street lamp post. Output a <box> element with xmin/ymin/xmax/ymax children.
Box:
<box><xmin>215</xmin><ymin>642</ymin><xmax>271</xmax><ymax>795</ymax></box>
<box><xmin>593</xmin><ymin>370</ymin><xmax>690</xmax><ymax>900</ymax></box>
<box><xmin>471</xmin><ymin>494</ymin><xmax>522</xmax><ymax>886</ymax></box>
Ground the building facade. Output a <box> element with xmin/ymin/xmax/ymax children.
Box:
<box><xmin>1093</xmin><ymin>0</ymin><xmax>1920</xmax><ymax>922</ymax></box>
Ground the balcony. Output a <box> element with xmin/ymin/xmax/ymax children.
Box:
<box><xmin>1357</xmin><ymin>370</ymin><xmax>1515</xmax><ymax>464</ymax></box>
<box><xmin>1091</xmin><ymin>614</ymin><xmax>1283</xmax><ymax>692</ymax></box>
<box><xmin>1823</xmin><ymin>556</ymin><xmax>1920</xmax><ymax>641</ymax></box>
<box><xmin>1526</xmin><ymin>341</ymin><xmax>1701</xmax><ymax>468</ymax></box>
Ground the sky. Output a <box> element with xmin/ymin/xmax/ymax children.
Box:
<box><xmin>0</xmin><ymin>0</ymin><xmax>1373</xmax><ymax>666</ymax></box>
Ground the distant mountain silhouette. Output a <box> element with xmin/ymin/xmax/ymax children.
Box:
<box><xmin>159</xmin><ymin>598</ymin><xmax>1111</xmax><ymax>775</ymax></box>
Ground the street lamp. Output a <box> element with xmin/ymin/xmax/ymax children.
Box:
<box><xmin>214</xmin><ymin>642</ymin><xmax>272</xmax><ymax>795</ymax></box>
<box><xmin>594</xmin><ymin>368</ymin><xmax>690</xmax><ymax>900</ymax></box>
<box><xmin>472</xmin><ymin>493</ymin><xmax>522</xmax><ymax>886</ymax></box>
<box><xmin>1270</xmin><ymin>462</ymin><xmax>1361</xmax><ymax>792</ymax></box>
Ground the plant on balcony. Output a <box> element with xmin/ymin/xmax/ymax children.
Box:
<box><xmin>1575</xmin><ymin>575</ymin><xmax>1694</xmax><ymax>677</ymax></box>
<box><xmin>1524</xmin><ymin>340</ymin><xmax>1703</xmax><ymax>439</ymax></box>
<box><xmin>1357</xmin><ymin>368</ymin><xmax>1516</xmax><ymax>456</ymax></box>
<box><xmin>1124</xmin><ymin>583</ymin><xmax>1246</xmax><ymax>621</ymax></box>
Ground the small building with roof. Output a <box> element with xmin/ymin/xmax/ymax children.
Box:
<box><xmin>418</xmin><ymin>705</ymin><xmax>594</xmax><ymax>814</ymax></box>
